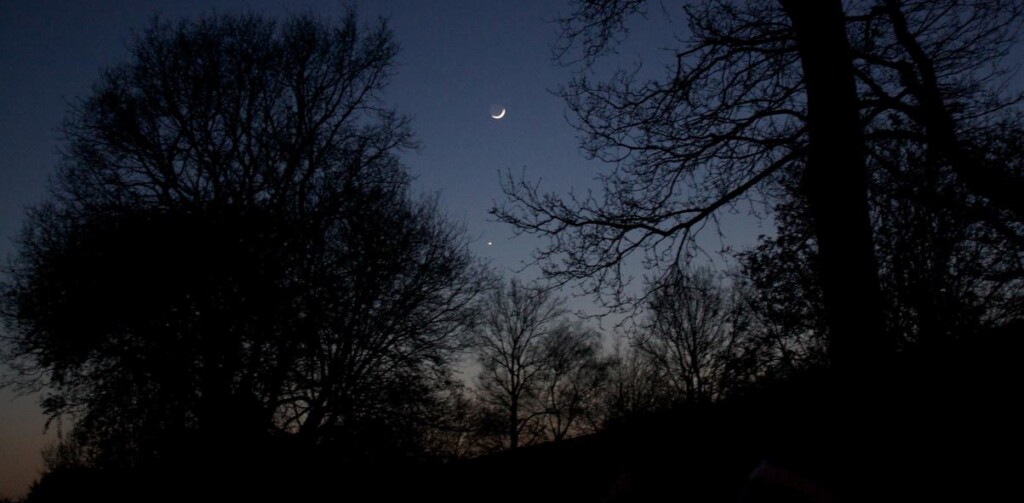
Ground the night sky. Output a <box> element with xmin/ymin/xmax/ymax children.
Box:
<box><xmin>0</xmin><ymin>1</ymin><xmax>750</xmax><ymax>496</ymax></box>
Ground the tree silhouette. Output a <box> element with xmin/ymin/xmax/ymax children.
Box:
<box><xmin>780</xmin><ymin>0</ymin><xmax>889</xmax><ymax>373</ymax></box>
<box><xmin>472</xmin><ymin>279</ymin><xmax>566</xmax><ymax>449</ymax></box>
<box><xmin>1</xmin><ymin>11</ymin><xmax>487</xmax><ymax>469</ymax></box>
<box><xmin>594</xmin><ymin>340</ymin><xmax>672</xmax><ymax>426</ymax></box>
<box><xmin>490</xmin><ymin>2</ymin><xmax>1024</xmax><ymax>498</ymax></box>
<box><xmin>471</xmin><ymin>279</ymin><xmax>606</xmax><ymax>449</ymax></box>
<box><xmin>495</xmin><ymin>0</ymin><xmax>1024</xmax><ymax>369</ymax></box>
<box><xmin>739</xmin><ymin>0</ymin><xmax>1024</xmax><ymax>354</ymax></box>
<box><xmin>535</xmin><ymin>322</ymin><xmax>609</xmax><ymax>441</ymax></box>
<box><xmin>737</xmin><ymin>221</ymin><xmax>829</xmax><ymax>375</ymax></box>
<box><xmin>634</xmin><ymin>266</ymin><xmax>751</xmax><ymax>404</ymax></box>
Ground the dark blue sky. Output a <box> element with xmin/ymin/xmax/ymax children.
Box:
<box><xmin>0</xmin><ymin>1</ymin><xmax>725</xmax><ymax>496</ymax></box>
<box><xmin>0</xmin><ymin>0</ymin><xmax>689</xmax><ymax>278</ymax></box>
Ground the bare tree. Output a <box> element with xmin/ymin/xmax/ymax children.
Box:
<box><xmin>420</xmin><ymin>383</ymin><xmax>486</xmax><ymax>459</ymax></box>
<box><xmin>781</xmin><ymin>0</ymin><xmax>889</xmax><ymax>372</ymax></box>
<box><xmin>495</xmin><ymin>0</ymin><xmax>1024</xmax><ymax>371</ymax></box>
<box><xmin>1</xmin><ymin>10</ymin><xmax>487</xmax><ymax>467</ymax></box>
<box><xmin>535</xmin><ymin>322</ymin><xmax>609</xmax><ymax>441</ymax></box>
<box><xmin>595</xmin><ymin>340</ymin><xmax>672</xmax><ymax>426</ymax></box>
<box><xmin>472</xmin><ymin>279</ymin><xmax>567</xmax><ymax>449</ymax></box>
<box><xmin>865</xmin><ymin>0</ymin><xmax>1024</xmax><ymax>220</ymax></box>
<box><xmin>634</xmin><ymin>267</ymin><xmax>748</xmax><ymax>404</ymax></box>
<box><xmin>738</xmin><ymin>0</ymin><xmax>1024</xmax><ymax>354</ymax></box>
<box><xmin>471</xmin><ymin>279</ymin><xmax>610</xmax><ymax>448</ymax></box>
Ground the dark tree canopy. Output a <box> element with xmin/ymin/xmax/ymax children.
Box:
<box><xmin>2</xmin><ymin>11</ymin><xmax>487</xmax><ymax>468</ymax></box>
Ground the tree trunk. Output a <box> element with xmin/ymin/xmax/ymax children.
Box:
<box><xmin>779</xmin><ymin>0</ymin><xmax>891</xmax><ymax>373</ymax></box>
<box><xmin>780</xmin><ymin>2</ymin><xmax>894</xmax><ymax>497</ymax></box>
<box><xmin>509</xmin><ymin>394</ymin><xmax>519</xmax><ymax>449</ymax></box>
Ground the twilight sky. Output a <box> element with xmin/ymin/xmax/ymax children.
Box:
<box><xmin>0</xmin><ymin>1</ymin><xmax>764</xmax><ymax>497</ymax></box>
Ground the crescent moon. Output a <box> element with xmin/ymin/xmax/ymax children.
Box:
<box><xmin>491</xmin><ymin>108</ymin><xmax>506</xmax><ymax>119</ymax></box>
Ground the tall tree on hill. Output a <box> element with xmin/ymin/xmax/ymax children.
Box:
<box><xmin>495</xmin><ymin>0</ymin><xmax>1024</xmax><ymax>370</ymax></box>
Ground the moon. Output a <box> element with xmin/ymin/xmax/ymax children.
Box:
<box><xmin>490</xmin><ymin>108</ymin><xmax>506</xmax><ymax>120</ymax></box>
